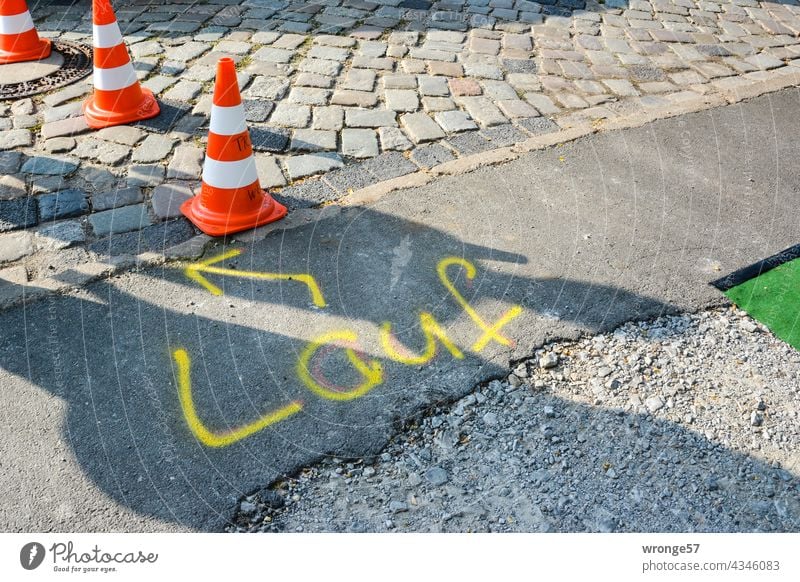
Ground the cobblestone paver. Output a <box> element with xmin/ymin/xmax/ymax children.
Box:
<box><xmin>1</xmin><ymin>0</ymin><xmax>800</xmax><ymax>279</ymax></box>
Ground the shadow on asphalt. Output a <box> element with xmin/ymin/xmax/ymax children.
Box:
<box><xmin>3</xmin><ymin>0</ymin><xmax>800</xmax><ymax>532</ymax></box>
<box><xmin>1</xmin><ymin>206</ymin><xmax>798</xmax><ymax>532</ymax></box>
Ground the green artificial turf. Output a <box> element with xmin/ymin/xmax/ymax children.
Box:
<box><xmin>724</xmin><ymin>257</ymin><xmax>800</xmax><ymax>351</ymax></box>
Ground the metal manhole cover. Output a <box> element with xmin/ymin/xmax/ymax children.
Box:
<box><xmin>0</xmin><ymin>40</ymin><xmax>92</xmax><ymax>100</ymax></box>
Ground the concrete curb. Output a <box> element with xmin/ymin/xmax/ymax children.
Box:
<box><xmin>2</xmin><ymin>72</ymin><xmax>798</xmax><ymax>312</ymax></box>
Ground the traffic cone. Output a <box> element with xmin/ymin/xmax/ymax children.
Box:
<box><xmin>0</xmin><ymin>0</ymin><xmax>51</xmax><ymax>64</ymax></box>
<box><xmin>180</xmin><ymin>57</ymin><xmax>287</xmax><ymax>237</ymax></box>
<box><xmin>82</xmin><ymin>0</ymin><xmax>159</xmax><ymax>129</ymax></box>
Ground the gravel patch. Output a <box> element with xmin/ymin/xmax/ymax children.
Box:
<box><xmin>228</xmin><ymin>307</ymin><xmax>800</xmax><ymax>533</ymax></box>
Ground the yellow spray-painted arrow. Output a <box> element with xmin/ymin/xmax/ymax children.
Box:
<box><xmin>184</xmin><ymin>249</ymin><xmax>327</xmax><ymax>308</ymax></box>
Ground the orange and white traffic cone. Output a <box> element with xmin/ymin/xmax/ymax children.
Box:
<box><xmin>180</xmin><ymin>57</ymin><xmax>287</xmax><ymax>237</ymax></box>
<box><xmin>82</xmin><ymin>0</ymin><xmax>159</xmax><ymax>129</ymax></box>
<box><xmin>0</xmin><ymin>0</ymin><xmax>51</xmax><ymax>64</ymax></box>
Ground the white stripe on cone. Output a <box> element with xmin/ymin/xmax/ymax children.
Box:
<box><xmin>209</xmin><ymin>104</ymin><xmax>247</xmax><ymax>136</ymax></box>
<box><xmin>0</xmin><ymin>11</ymin><xmax>35</xmax><ymax>35</ymax></box>
<box><xmin>92</xmin><ymin>22</ymin><xmax>123</xmax><ymax>49</ymax></box>
<box><xmin>93</xmin><ymin>62</ymin><xmax>137</xmax><ymax>91</ymax></box>
<box><xmin>202</xmin><ymin>157</ymin><xmax>259</xmax><ymax>190</ymax></box>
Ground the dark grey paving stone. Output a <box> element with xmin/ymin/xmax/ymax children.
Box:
<box><xmin>174</xmin><ymin>13</ymin><xmax>209</xmax><ymax>24</ymax></box>
<box><xmin>322</xmin><ymin>163</ymin><xmax>380</xmax><ymax>194</ymax></box>
<box><xmin>400</xmin><ymin>0</ymin><xmax>432</xmax><ymax>8</ymax></box>
<box><xmin>361</xmin><ymin>151</ymin><xmax>418</xmax><ymax>181</ymax></box>
<box><xmin>542</xmin><ymin>5</ymin><xmax>572</xmax><ymax>16</ymax></box>
<box><xmin>428</xmin><ymin>17</ymin><xmax>467</xmax><ymax>32</ymax></box>
<box><xmin>148</xmin><ymin>21</ymin><xmax>202</xmax><ymax>35</ymax></box>
<box><xmin>365</xmin><ymin>16</ymin><xmax>399</xmax><ymax>28</ymax></box>
<box><xmin>151</xmin><ymin>183</ymin><xmax>193</xmax><ymax>220</ymax></box>
<box><xmin>0</xmin><ymin>197</ymin><xmax>37</xmax><ymax>232</ymax></box>
<box><xmin>502</xmin><ymin>59</ymin><xmax>538</xmax><ymax>74</ymax></box>
<box><xmin>171</xmin><ymin>114</ymin><xmax>207</xmax><ymax>138</ymax></box>
<box><xmin>134</xmin><ymin>99</ymin><xmax>191</xmax><ymax>134</ymax></box>
<box><xmin>92</xmin><ymin>186</ymin><xmax>144</xmax><ymax>212</ymax></box>
<box><xmin>78</xmin><ymin>167</ymin><xmax>120</xmax><ymax>193</ymax></box>
<box><xmin>38</xmin><ymin>189</ymin><xmax>89</xmax><ymax>222</ymax></box>
<box><xmin>21</xmin><ymin>155</ymin><xmax>79</xmax><ymax>176</ymax></box>
<box><xmin>211</xmin><ymin>13</ymin><xmax>242</xmax><ymax>27</ymax></box>
<box><xmin>410</xmin><ymin>143</ymin><xmax>456</xmax><ymax>169</ymax></box>
<box><xmin>280</xmin><ymin>21</ymin><xmax>313</xmax><ymax>34</ymax></box>
<box><xmin>29</xmin><ymin>175</ymin><xmax>69</xmax><ymax>195</ymax></box>
<box><xmin>88</xmin><ymin>203</ymin><xmax>152</xmax><ymax>237</ymax></box>
<box><xmin>0</xmin><ymin>151</ymin><xmax>22</xmax><ymax>174</ymax></box>
<box><xmin>243</xmin><ymin>100</ymin><xmax>275</xmax><ymax>123</ymax></box>
<box><xmin>272</xmin><ymin>179</ymin><xmax>339</xmax><ymax>210</ymax></box>
<box><xmin>317</xmin><ymin>24</ymin><xmax>347</xmax><ymax>35</ymax></box>
<box><xmin>250</xmin><ymin>127</ymin><xmax>290</xmax><ymax>153</ymax></box>
<box><xmin>445</xmin><ymin>131</ymin><xmax>494</xmax><ymax>155</ymax></box>
<box><xmin>88</xmin><ymin>218</ymin><xmax>196</xmax><ymax>257</ymax></box>
<box><xmin>516</xmin><ymin>116</ymin><xmax>560</xmax><ymax>135</ymax></box>
<box><xmin>480</xmin><ymin>124</ymin><xmax>529</xmax><ymax>147</ymax></box>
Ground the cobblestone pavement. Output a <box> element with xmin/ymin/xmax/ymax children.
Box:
<box><xmin>1</xmin><ymin>0</ymin><xmax>800</xmax><ymax>286</ymax></box>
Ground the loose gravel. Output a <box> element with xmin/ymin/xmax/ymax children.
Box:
<box><xmin>228</xmin><ymin>306</ymin><xmax>800</xmax><ymax>533</ymax></box>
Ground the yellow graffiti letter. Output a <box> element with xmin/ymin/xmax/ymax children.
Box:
<box><xmin>297</xmin><ymin>330</ymin><xmax>383</xmax><ymax>401</ymax></box>
<box><xmin>173</xmin><ymin>348</ymin><xmax>302</xmax><ymax>448</ymax></box>
<box><xmin>184</xmin><ymin>249</ymin><xmax>327</xmax><ymax>307</ymax></box>
<box><xmin>380</xmin><ymin>312</ymin><xmax>464</xmax><ymax>365</ymax></box>
<box><xmin>437</xmin><ymin>257</ymin><xmax>523</xmax><ymax>352</ymax></box>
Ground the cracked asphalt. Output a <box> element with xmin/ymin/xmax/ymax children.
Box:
<box><xmin>0</xmin><ymin>88</ymin><xmax>798</xmax><ymax>531</ymax></box>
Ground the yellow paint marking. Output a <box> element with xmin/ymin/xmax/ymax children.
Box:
<box><xmin>471</xmin><ymin>306</ymin><xmax>523</xmax><ymax>352</ymax></box>
<box><xmin>380</xmin><ymin>312</ymin><xmax>464</xmax><ymax>365</ymax></box>
<box><xmin>173</xmin><ymin>348</ymin><xmax>302</xmax><ymax>448</ymax></box>
<box><xmin>184</xmin><ymin>249</ymin><xmax>327</xmax><ymax>307</ymax></box>
<box><xmin>437</xmin><ymin>257</ymin><xmax>523</xmax><ymax>352</ymax></box>
<box><xmin>297</xmin><ymin>330</ymin><xmax>383</xmax><ymax>401</ymax></box>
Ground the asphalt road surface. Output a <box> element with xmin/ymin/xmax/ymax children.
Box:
<box><xmin>1</xmin><ymin>88</ymin><xmax>798</xmax><ymax>532</ymax></box>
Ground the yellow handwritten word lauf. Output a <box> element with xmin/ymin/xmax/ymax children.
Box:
<box><xmin>175</xmin><ymin>254</ymin><xmax>523</xmax><ymax>447</ymax></box>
